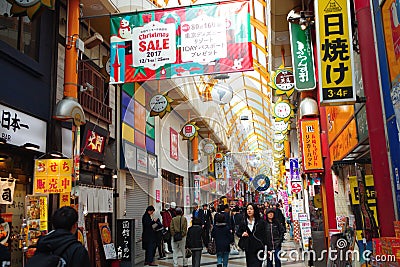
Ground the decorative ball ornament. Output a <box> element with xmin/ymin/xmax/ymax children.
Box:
<box><xmin>211</xmin><ymin>82</ymin><xmax>233</xmax><ymax>105</ymax></box>
<box><xmin>252</xmin><ymin>174</ymin><xmax>270</xmax><ymax>192</ymax></box>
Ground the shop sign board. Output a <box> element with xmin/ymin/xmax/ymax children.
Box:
<box><xmin>116</xmin><ymin>219</ymin><xmax>135</xmax><ymax>261</ymax></box>
<box><xmin>136</xmin><ymin>148</ymin><xmax>148</xmax><ymax>173</ymax></box>
<box><xmin>300</xmin><ymin>119</ymin><xmax>324</xmax><ymax>171</ymax></box>
<box><xmin>215</xmin><ymin>162</ymin><xmax>224</xmax><ymax>179</ymax></box>
<box><xmin>109</xmin><ymin>0</ymin><xmax>252</xmax><ymax>83</ymax></box>
<box><xmin>330</xmin><ymin>119</ymin><xmax>358</xmax><ymax>162</ymax></box>
<box><xmin>356</xmin><ymin>105</ymin><xmax>369</xmax><ymax>142</ymax></box>
<box><xmin>291</xmin><ymin>182</ymin><xmax>302</xmax><ymax>194</ymax></box>
<box><xmin>326</xmin><ymin>105</ymin><xmax>354</xmax><ymax>142</ymax></box>
<box><xmin>315</xmin><ymin>0</ymin><xmax>356</xmax><ymax>105</ymax></box>
<box><xmin>349</xmin><ymin>175</ymin><xmax>376</xmax><ymax>204</ymax></box>
<box><xmin>292</xmin><ymin>199</ymin><xmax>304</xmax><ymax>220</ymax></box>
<box><xmin>289</xmin><ymin>158</ymin><xmax>301</xmax><ymax>182</ymax></box>
<box><xmin>289</xmin><ymin>23</ymin><xmax>316</xmax><ymax>90</ymax></box>
<box><xmin>298</xmin><ymin>213</ymin><xmax>308</xmax><ymax>222</ymax></box>
<box><xmin>0</xmin><ymin>104</ymin><xmax>46</xmax><ymax>152</ymax></box>
<box><xmin>33</xmin><ymin>159</ymin><xmax>73</xmax><ymax>194</ymax></box>
<box><xmin>81</xmin><ymin>122</ymin><xmax>109</xmax><ymax>161</ymax></box>
<box><xmin>99</xmin><ymin>223</ymin><xmax>117</xmax><ymax>259</ymax></box>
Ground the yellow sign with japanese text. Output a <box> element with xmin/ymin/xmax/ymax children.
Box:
<box><xmin>59</xmin><ymin>193</ymin><xmax>71</xmax><ymax>207</ymax></box>
<box><xmin>39</xmin><ymin>196</ymin><xmax>48</xmax><ymax>231</ymax></box>
<box><xmin>300</xmin><ymin>119</ymin><xmax>324</xmax><ymax>171</ymax></box>
<box><xmin>34</xmin><ymin>159</ymin><xmax>73</xmax><ymax>194</ymax></box>
<box><xmin>316</xmin><ymin>0</ymin><xmax>356</xmax><ymax>105</ymax></box>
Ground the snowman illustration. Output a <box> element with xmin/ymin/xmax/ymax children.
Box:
<box><xmin>118</xmin><ymin>17</ymin><xmax>131</xmax><ymax>39</ymax></box>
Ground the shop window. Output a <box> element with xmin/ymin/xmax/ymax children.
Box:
<box><xmin>162</xmin><ymin>169</ymin><xmax>184</xmax><ymax>207</ymax></box>
<box><xmin>0</xmin><ymin>2</ymin><xmax>40</xmax><ymax>61</ymax></box>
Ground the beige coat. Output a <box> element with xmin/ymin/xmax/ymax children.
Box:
<box><xmin>170</xmin><ymin>215</ymin><xmax>188</xmax><ymax>237</ymax></box>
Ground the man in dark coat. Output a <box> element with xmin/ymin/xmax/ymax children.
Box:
<box><xmin>192</xmin><ymin>203</ymin><xmax>204</xmax><ymax>222</ymax></box>
<box><xmin>201</xmin><ymin>204</ymin><xmax>213</xmax><ymax>247</ymax></box>
<box><xmin>142</xmin><ymin>205</ymin><xmax>158</xmax><ymax>266</ymax></box>
<box><xmin>28</xmin><ymin>206</ymin><xmax>90</xmax><ymax>267</ymax></box>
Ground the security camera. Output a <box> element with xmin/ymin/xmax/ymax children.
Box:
<box><xmin>80</xmin><ymin>82</ymin><xmax>94</xmax><ymax>92</ymax></box>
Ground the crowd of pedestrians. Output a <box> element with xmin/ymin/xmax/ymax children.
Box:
<box><xmin>141</xmin><ymin>200</ymin><xmax>291</xmax><ymax>267</ymax></box>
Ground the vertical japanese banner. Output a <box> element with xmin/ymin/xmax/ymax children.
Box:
<box><xmin>300</xmin><ymin>118</ymin><xmax>324</xmax><ymax>171</ymax></box>
<box><xmin>289</xmin><ymin>23</ymin><xmax>316</xmax><ymax>90</ymax></box>
<box><xmin>170</xmin><ymin>127</ymin><xmax>179</xmax><ymax>160</ymax></box>
<box><xmin>116</xmin><ymin>219</ymin><xmax>134</xmax><ymax>261</ymax></box>
<box><xmin>315</xmin><ymin>0</ymin><xmax>356</xmax><ymax>105</ymax></box>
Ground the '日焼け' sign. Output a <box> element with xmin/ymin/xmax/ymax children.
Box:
<box><xmin>109</xmin><ymin>0</ymin><xmax>252</xmax><ymax>83</ymax></box>
<box><xmin>315</xmin><ymin>0</ymin><xmax>356</xmax><ymax>105</ymax></box>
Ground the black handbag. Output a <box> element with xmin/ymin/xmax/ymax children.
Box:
<box><xmin>238</xmin><ymin>236</ymin><xmax>249</xmax><ymax>251</ymax></box>
<box><xmin>173</xmin><ymin>216</ymin><xmax>183</xmax><ymax>242</ymax></box>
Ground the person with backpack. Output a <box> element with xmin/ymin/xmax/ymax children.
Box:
<box><xmin>26</xmin><ymin>206</ymin><xmax>90</xmax><ymax>267</ymax></box>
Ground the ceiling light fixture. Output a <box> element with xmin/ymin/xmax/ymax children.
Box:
<box><xmin>0</xmin><ymin>155</ymin><xmax>8</xmax><ymax>162</ymax></box>
<box><xmin>99</xmin><ymin>164</ymin><xmax>106</xmax><ymax>169</ymax></box>
<box><xmin>22</xmin><ymin>143</ymin><xmax>40</xmax><ymax>151</ymax></box>
<box><xmin>112</xmin><ymin>170</ymin><xmax>118</xmax><ymax>179</ymax></box>
<box><xmin>49</xmin><ymin>151</ymin><xmax>65</xmax><ymax>158</ymax></box>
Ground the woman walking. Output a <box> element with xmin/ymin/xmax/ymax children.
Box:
<box><xmin>236</xmin><ymin>203</ymin><xmax>267</xmax><ymax>267</ymax></box>
<box><xmin>142</xmin><ymin>205</ymin><xmax>158</xmax><ymax>266</ymax></box>
<box><xmin>170</xmin><ymin>207</ymin><xmax>188</xmax><ymax>267</ymax></box>
<box><xmin>265</xmin><ymin>209</ymin><xmax>285</xmax><ymax>267</ymax></box>
<box><xmin>212</xmin><ymin>213</ymin><xmax>233</xmax><ymax>267</ymax></box>
<box><xmin>186</xmin><ymin>217</ymin><xmax>203</xmax><ymax>267</ymax></box>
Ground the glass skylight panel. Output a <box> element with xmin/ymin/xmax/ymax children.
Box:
<box><xmin>256</xmin><ymin>29</ymin><xmax>266</xmax><ymax>49</ymax></box>
<box><xmin>254</xmin><ymin>0</ymin><xmax>264</xmax><ymax>22</ymax></box>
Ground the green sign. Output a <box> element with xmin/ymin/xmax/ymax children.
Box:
<box><xmin>289</xmin><ymin>23</ymin><xmax>316</xmax><ymax>91</ymax></box>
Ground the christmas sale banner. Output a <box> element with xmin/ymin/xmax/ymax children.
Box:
<box><xmin>110</xmin><ymin>0</ymin><xmax>252</xmax><ymax>83</ymax></box>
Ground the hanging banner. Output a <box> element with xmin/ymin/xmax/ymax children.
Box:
<box><xmin>289</xmin><ymin>158</ymin><xmax>301</xmax><ymax>182</ymax></box>
<box><xmin>289</xmin><ymin>23</ymin><xmax>316</xmax><ymax>90</ymax></box>
<box><xmin>109</xmin><ymin>0</ymin><xmax>252</xmax><ymax>83</ymax></box>
<box><xmin>315</xmin><ymin>0</ymin><xmax>356</xmax><ymax>105</ymax></box>
<box><xmin>0</xmin><ymin>178</ymin><xmax>15</xmax><ymax>204</ymax></box>
<box><xmin>33</xmin><ymin>159</ymin><xmax>73</xmax><ymax>194</ymax></box>
<box><xmin>300</xmin><ymin>118</ymin><xmax>324</xmax><ymax>171</ymax></box>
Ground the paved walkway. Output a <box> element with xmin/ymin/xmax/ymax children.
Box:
<box><xmin>138</xmin><ymin>240</ymin><xmax>307</xmax><ymax>267</ymax></box>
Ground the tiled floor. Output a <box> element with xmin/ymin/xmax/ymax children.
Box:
<box><xmin>142</xmin><ymin>241</ymin><xmax>307</xmax><ymax>267</ymax></box>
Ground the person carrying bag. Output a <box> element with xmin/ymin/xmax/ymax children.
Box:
<box><xmin>170</xmin><ymin>208</ymin><xmax>188</xmax><ymax>267</ymax></box>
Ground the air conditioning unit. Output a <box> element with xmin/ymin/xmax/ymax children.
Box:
<box><xmin>84</xmin><ymin>32</ymin><xmax>103</xmax><ymax>49</ymax></box>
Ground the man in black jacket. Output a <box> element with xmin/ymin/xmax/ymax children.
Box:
<box><xmin>30</xmin><ymin>206</ymin><xmax>90</xmax><ymax>267</ymax></box>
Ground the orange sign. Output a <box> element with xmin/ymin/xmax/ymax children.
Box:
<box><xmin>59</xmin><ymin>193</ymin><xmax>71</xmax><ymax>207</ymax></box>
<box><xmin>330</xmin><ymin>119</ymin><xmax>358</xmax><ymax>162</ymax></box>
<box><xmin>382</xmin><ymin>0</ymin><xmax>400</xmax><ymax>81</ymax></box>
<box><xmin>325</xmin><ymin>105</ymin><xmax>354</xmax><ymax>143</ymax></box>
<box><xmin>34</xmin><ymin>159</ymin><xmax>73</xmax><ymax>194</ymax></box>
<box><xmin>300</xmin><ymin>119</ymin><xmax>323</xmax><ymax>171</ymax></box>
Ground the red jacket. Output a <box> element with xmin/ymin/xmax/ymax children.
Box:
<box><xmin>161</xmin><ymin>210</ymin><xmax>173</xmax><ymax>228</ymax></box>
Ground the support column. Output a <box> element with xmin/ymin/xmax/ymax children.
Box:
<box><xmin>319</xmin><ymin>106</ymin><xmax>337</xmax><ymax>231</ymax></box>
<box><xmin>64</xmin><ymin>0</ymin><xmax>80</xmax><ymax>99</ymax></box>
<box><xmin>355</xmin><ymin>0</ymin><xmax>395</xmax><ymax>236</ymax></box>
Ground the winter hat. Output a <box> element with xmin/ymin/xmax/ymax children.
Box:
<box><xmin>266</xmin><ymin>208</ymin><xmax>275</xmax><ymax>215</ymax></box>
